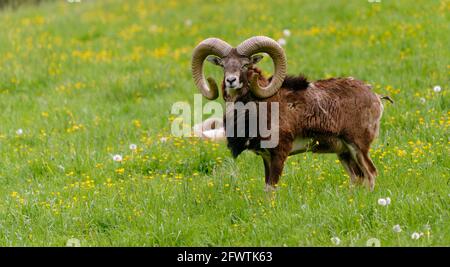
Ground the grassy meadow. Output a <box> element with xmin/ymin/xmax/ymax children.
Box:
<box><xmin>0</xmin><ymin>0</ymin><xmax>448</xmax><ymax>246</ymax></box>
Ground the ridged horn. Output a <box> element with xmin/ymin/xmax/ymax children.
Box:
<box><xmin>191</xmin><ymin>38</ymin><xmax>232</xmax><ymax>100</ymax></box>
<box><xmin>236</xmin><ymin>36</ymin><xmax>287</xmax><ymax>98</ymax></box>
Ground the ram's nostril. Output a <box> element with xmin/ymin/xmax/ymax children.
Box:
<box><xmin>226</xmin><ymin>77</ymin><xmax>237</xmax><ymax>84</ymax></box>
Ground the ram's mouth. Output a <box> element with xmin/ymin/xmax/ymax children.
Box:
<box><xmin>227</xmin><ymin>82</ymin><xmax>243</xmax><ymax>90</ymax></box>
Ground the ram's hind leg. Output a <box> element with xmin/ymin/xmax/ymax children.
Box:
<box><xmin>360</xmin><ymin>150</ymin><xmax>377</xmax><ymax>190</ymax></box>
<box><xmin>362</xmin><ymin>152</ymin><xmax>378</xmax><ymax>177</ymax></box>
<box><xmin>353</xmin><ymin>146</ymin><xmax>376</xmax><ymax>191</ymax></box>
<box><xmin>338</xmin><ymin>152</ymin><xmax>364</xmax><ymax>185</ymax></box>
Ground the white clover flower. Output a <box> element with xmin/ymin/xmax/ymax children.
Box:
<box><xmin>66</xmin><ymin>238</ymin><xmax>81</xmax><ymax>247</ymax></box>
<box><xmin>149</xmin><ymin>25</ymin><xmax>156</xmax><ymax>31</ymax></box>
<box><xmin>277</xmin><ymin>38</ymin><xmax>287</xmax><ymax>46</ymax></box>
<box><xmin>433</xmin><ymin>85</ymin><xmax>441</xmax><ymax>92</ymax></box>
<box><xmin>393</xmin><ymin>224</ymin><xmax>402</xmax><ymax>233</ymax></box>
<box><xmin>331</xmin><ymin>236</ymin><xmax>341</xmax><ymax>245</ymax></box>
<box><xmin>366</xmin><ymin>238</ymin><xmax>381</xmax><ymax>247</ymax></box>
<box><xmin>419</xmin><ymin>97</ymin><xmax>426</xmax><ymax>104</ymax></box>
<box><xmin>160</xmin><ymin>137</ymin><xmax>168</xmax><ymax>143</ymax></box>
<box><xmin>283</xmin><ymin>29</ymin><xmax>291</xmax><ymax>37</ymax></box>
<box><xmin>411</xmin><ymin>232</ymin><xmax>421</xmax><ymax>240</ymax></box>
<box><xmin>16</xmin><ymin>128</ymin><xmax>23</xmax><ymax>135</ymax></box>
<box><xmin>377</xmin><ymin>198</ymin><xmax>387</xmax><ymax>206</ymax></box>
<box><xmin>386</xmin><ymin>197</ymin><xmax>391</xmax><ymax>205</ymax></box>
<box><xmin>184</xmin><ymin>19</ymin><xmax>192</xmax><ymax>27</ymax></box>
<box><xmin>129</xmin><ymin>144</ymin><xmax>137</xmax><ymax>150</ymax></box>
<box><xmin>112</xmin><ymin>154</ymin><xmax>123</xmax><ymax>162</ymax></box>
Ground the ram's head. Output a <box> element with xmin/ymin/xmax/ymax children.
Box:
<box><xmin>191</xmin><ymin>36</ymin><xmax>287</xmax><ymax>99</ymax></box>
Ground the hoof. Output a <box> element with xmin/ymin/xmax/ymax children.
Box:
<box><xmin>264</xmin><ymin>184</ymin><xmax>277</xmax><ymax>192</ymax></box>
<box><xmin>362</xmin><ymin>179</ymin><xmax>375</xmax><ymax>192</ymax></box>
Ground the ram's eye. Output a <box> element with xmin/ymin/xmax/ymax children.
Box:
<box><xmin>241</xmin><ymin>65</ymin><xmax>249</xmax><ymax>70</ymax></box>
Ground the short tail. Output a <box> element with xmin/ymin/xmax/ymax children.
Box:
<box><xmin>380</xmin><ymin>95</ymin><xmax>394</xmax><ymax>104</ymax></box>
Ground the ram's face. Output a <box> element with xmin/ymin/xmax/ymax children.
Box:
<box><xmin>207</xmin><ymin>53</ymin><xmax>263</xmax><ymax>95</ymax></box>
<box><xmin>192</xmin><ymin>36</ymin><xmax>287</xmax><ymax>100</ymax></box>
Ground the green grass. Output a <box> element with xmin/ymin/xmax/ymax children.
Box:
<box><xmin>0</xmin><ymin>0</ymin><xmax>448</xmax><ymax>246</ymax></box>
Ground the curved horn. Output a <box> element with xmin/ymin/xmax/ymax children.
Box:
<box><xmin>236</xmin><ymin>36</ymin><xmax>287</xmax><ymax>98</ymax></box>
<box><xmin>191</xmin><ymin>38</ymin><xmax>232</xmax><ymax>100</ymax></box>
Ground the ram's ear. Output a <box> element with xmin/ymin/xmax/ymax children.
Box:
<box><xmin>250</xmin><ymin>54</ymin><xmax>264</xmax><ymax>64</ymax></box>
<box><xmin>206</xmin><ymin>56</ymin><xmax>223</xmax><ymax>66</ymax></box>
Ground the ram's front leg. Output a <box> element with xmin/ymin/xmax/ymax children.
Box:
<box><xmin>262</xmin><ymin>156</ymin><xmax>271</xmax><ymax>192</ymax></box>
<box><xmin>265</xmin><ymin>143</ymin><xmax>292</xmax><ymax>192</ymax></box>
